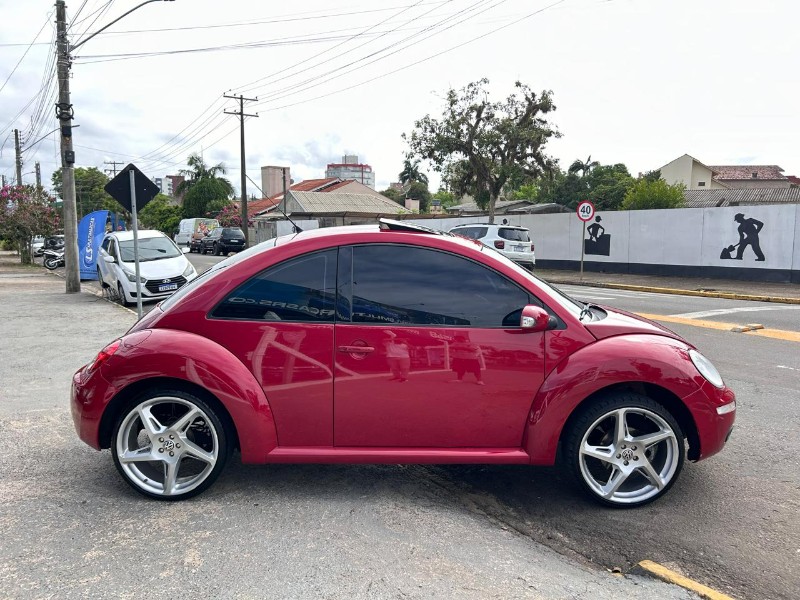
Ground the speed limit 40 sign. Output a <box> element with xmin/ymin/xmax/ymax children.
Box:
<box><xmin>577</xmin><ymin>200</ymin><xmax>595</xmax><ymax>222</ymax></box>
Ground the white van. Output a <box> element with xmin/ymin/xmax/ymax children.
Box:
<box><xmin>174</xmin><ymin>218</ymin><xmax>219</xmax><ymax>247</ymax></box>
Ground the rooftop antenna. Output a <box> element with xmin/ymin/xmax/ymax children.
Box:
<box><xmin>245</xmin><ymin>173</ymin><xmax>302</xmax><ymax>233</ymax></box>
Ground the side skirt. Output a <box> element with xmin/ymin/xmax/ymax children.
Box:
<box><xmin>264</xmin><ymin>447</ymin><xmax>530</xmax><ymax>465</ymax></box>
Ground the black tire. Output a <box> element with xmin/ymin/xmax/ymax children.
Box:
<box><xmin>117</xmin><ymin>282</ymin><xmax>132</xmax><ymax>307</ymax></box>
<box><xmin>44</xmin><ymin>257</ymin><xmax>60</xmax><ymax>270</ymax></box>
<box><xmin>213</xmin><ymin>243</ymin><xmax>221</xmax><ymax>256</ymax></box>
<box><xmin>111</xmin><ymin>388</ymin><xmax>231</xmax><ymax>500</ymax></box>
<box><xmin>97</xmin><ymin>266</ymin><xmax>108</xmax><ymax>288</ymax></box>
<box><xmin>564</xmin><ymin>392</ymin><xmax>685</xmax><ymax>508</ymax></box>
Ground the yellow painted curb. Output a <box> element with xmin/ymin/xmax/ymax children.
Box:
<box><xmin>549</xmin><ymin>280</ymin><xmax>800</xmax><ymax>305</ymax></box>
<box><xmin>636</xmin><ymin>560</ymin><xmax>736</xmax><ymax>600</ymax></box>
<box><xmin>637</xmin><ymin>313</ymin><xmax>800</xmax><ymax>342</ymax></box>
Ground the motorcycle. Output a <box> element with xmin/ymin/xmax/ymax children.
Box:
<box><xmin>34</xmin><ymin>236</ymin><xmax>65</xmax><ymax>257</ymax></box>
<box><xmin>43</xmin><ymin>248</ymin><xmax>65</xmax><ymax>270</ymax></box>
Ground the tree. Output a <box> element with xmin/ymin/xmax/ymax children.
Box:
<box><xmin>398</xmin><ymin>156</ymin><xmax>428</xmax><ymax>185</ymax></box>
<box><xmin>214</xmin><ymin>201</ymin><xmax>250</xmax><ymax>228</ymax></box>
<box><xmin>510</xmin><ymin>183</ymin><xmax>540</xmax><ymax>202</ymax></box>
<box><xmin>380</xmin><ymin>188</ymin><xmax>404</xmax><ymax>205</ymax></box>
<box><xmin>432</xmin><ymin>189</ymin><xmax>458</xmax><ymax>208</ymax></box>
<box><xmin>175</xmin><ymin>153</ymin><xmax>234</xmax><ymax>200</ymax></box>
<box><xmin>537</xmin><ymin>171</ymin><xmax>587</xmax><ymax>209</ymax></box>
<box><xmin>0</xmin><ymin>185</ymin><xmax>59</xmax><ymax>264</ymax></box>
<box><xmin>404</xmin><ymin>181</ymin><xmax>432</xmax><ymax>212</ymax></box>
<box><xmin>585</xmin><ymin>164</ymin><xmax>635</xmax><ymax>211</ymax></box>
<box><xmin>568</xmin><ymin>155</ymin><xmax>599</xmax><ymax>178</ymax></box>
<box><xmin>621</xmin><ymin>178</ymin><xmax>686</xmax><ymax>210</ymax></box>
<box><xmin>405</xmin><ymin>79</ymin><xmax>559</xmax><ymax>223</ymax></box>
<box><xmin>642</xmin><ymin>169</ymin><xmax>662</xmax><ymax>183</ymax></box>
<box><xmin>182</xmin><ymin>178</ymin><xmax>233</xmax><ymax>219</ymax></box>
<box><xmin>51</xmin><ymin>167</ymin><xmax>123</xmax><ymax>218</ymax></box>
<box><xmin>138</xmin><ymin>194</ymin><xmax>182</xmax><ymax>234</ymax></box>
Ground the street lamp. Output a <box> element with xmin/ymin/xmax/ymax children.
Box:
<box><xmin>56</xmin><ymin>0</ymin><xmax>175</xmax><ymax>293</ymax></box>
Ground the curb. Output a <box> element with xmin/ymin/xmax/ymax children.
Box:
<box><xmin>631</xmin><ymin>561</ymin><xmax>736</xmax><ymax>600</ymax></box>
<box><xmin>546</xmin><ymin>279</ymin><xmax>800</xmax><ymax>305</ymax></box>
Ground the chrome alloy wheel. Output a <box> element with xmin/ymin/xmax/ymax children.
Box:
<box><xmin>578</xmin><ymin>406</ymin><xmax>680</xmax><ymax>505</ymax></box>
<box><xmin>114</xmin><ymin>396</ymin><xmax>220</xmax><ymax>498</ymax></box>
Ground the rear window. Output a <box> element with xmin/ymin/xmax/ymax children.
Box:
<box><xmin>222</xmin><ymin>228</ymin><xmax>244</xmax><ymax>237</ymax></box>
<box><xmin>498</xmin><ymin>228</ymin><xmax>530</xmax><ymax>242</ymax></box>
<box><xmin>452</xmin><ymin>226</ymin><xmax>488</xmax><ymax>240</ymax></box>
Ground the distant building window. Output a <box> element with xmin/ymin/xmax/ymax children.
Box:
<box><xmin>752</xmin><ymin>172</ymin><xmax>758</xmax><ymax>178</ymax></box>
<box><xmin>698</xmin><ymin>181</ymin><xmax>706</xmax><ymax>187</ymax></box>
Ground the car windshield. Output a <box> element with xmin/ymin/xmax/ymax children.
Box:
<box><xmin>498</xmin><ymin>228</ymin><xmax>530</xmax><ymax>242</ymax></box>
<box><xmin>119</xmin><ymin>236</ymin><xmax>181</xmax><ymax>262</ymax></box>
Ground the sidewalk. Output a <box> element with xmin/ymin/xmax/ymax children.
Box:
<box><xmin>536</xmin><ymin>268</ymin><xmax>800</xmax><ymax>303</ymax></box>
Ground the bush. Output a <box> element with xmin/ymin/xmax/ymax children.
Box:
<box><xmin>621</xmin><ymin>178</ymin><xmax>685</xmax><ymax>210</ymax></box>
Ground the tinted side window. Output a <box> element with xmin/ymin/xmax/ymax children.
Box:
<box><xmin>454</xmin><ymin>227</ymin><xmax>487</xmax><ymax>240</ymax></box>
<box><xmin>211</xmin><ymin>249</ymin><xmax>337</xmax><ymax>321</ymax></box>
<box><xmin>498</xmin><ymin>228</ymin><xmax>530</xmax><ymax>242</ymax></box>
<box><xmin>101</xmin><ymin>237</ymin><xmax>111</xmax><ymax>252</ymax></box>
<box><xmin>350</xmin><ymin>245</ymin><xmax>530</xmax><ymax>327</ymax></box>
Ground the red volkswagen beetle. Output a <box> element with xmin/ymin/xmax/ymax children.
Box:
<box><xmin>71</xmin><ymin>220</ymin><xmax>736</xmax><ymax>506</ymax></box>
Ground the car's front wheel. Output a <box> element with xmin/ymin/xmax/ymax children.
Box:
<box><xmin>564</xmin><ymin>393</ymin><xmax>684</xmax><ymax>507</ymax></box>
<box><xmin>116</xmin><ymin>282</ymin><xmax>132</xmax><ymax>307</ymax></box>
<box><xmin>111</xmin><ymin>390</ymin><xmax>230</xmax><ymax>500</ymax></box>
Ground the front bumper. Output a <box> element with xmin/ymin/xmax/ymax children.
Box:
<box><xmin>684</xmin><ymin>379</ymin><xmax>736</xmax><ymax>461</ymax></box>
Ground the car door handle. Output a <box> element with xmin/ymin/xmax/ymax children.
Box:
<box><xmin>337</xmin><ymin>345</ymin><xmax>375</xmax><ymax>354</ymax></box>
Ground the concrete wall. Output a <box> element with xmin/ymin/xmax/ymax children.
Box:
<box><xmin>409</xmin><ymin>205</ymin><xmax>800</xmax><ymax>283</ymax></box>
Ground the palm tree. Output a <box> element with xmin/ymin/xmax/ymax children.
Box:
<box><xmin>398</xmin><ymin>156</ymin><xmax>429</xmax><ymax>186</ymax></box>
<box><xmin>175</xmin><ymin>153</ymin><xmax>234</xmax><ymax>197</ymax></box>
<box><xmin>568</xmin><ymin>155</ymin><xmax>599</xmax><ymax>178</ymax></box>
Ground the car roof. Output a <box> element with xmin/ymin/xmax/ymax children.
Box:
<box><xmin>450</xmin><ymin>223</ymin><xmax>528</xmax><ymax>230</ymax></box>
<box><xmin>106</xmin><ymin>229</ymin><xmax>166</xmax><ymax>241</ymax></box>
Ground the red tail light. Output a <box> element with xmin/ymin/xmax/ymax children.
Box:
<box><xmin>87</xmin><ymin>339</ymin><xmax>121</xmax><ymax>373</ymax></box>
<box><xmin>494</xmin><ymin>240</ymin><xmax>505</xmax><ymax>249</ymax></box>
<box><xmin>531</xmin><ymin>243</ymin><xmax>535</xmax><ymax>252</ymax></box>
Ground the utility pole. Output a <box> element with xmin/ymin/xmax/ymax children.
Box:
<box><xmin>104</xmin><ymin>160</ymin><xmax>124</xmax><ymax>177</ymax></box>
<box><xmin>14</xmin><ymin>129</ymin><xmax>23</xmax><ymax>185</ymax></box>
<box><xmin>1</xmin><ymin>175</ymin><xmax>6</xmax><ymax>188</ymax></box>
<box><xmin>224</xmin><ymin>93</ymin><xmax>258</xmax><ymax>247</ymax></box>
<box><xmin>55</xmin><ymin>0</ymin><xmax>80</xmax><ymax>293</ymax></box>
<box><xmin>35</xmin><ymin>162</ymin><xmax>41</xmax><ymax>188</ymax></box>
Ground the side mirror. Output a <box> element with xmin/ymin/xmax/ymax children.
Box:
<box><xmin>520</xmin><ymin>305</ymin><xmax>556</xmax><ymax>332</ymax></box>
<box><xmin>102</xmin><ymin>255</ymin><xmax>116</xmax><ymax>264</ymax></box>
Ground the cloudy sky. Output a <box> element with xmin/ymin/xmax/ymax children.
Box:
<box><xmin>1</xmin><ymin>0</ymin><xmax>798</xmax><ymax>198</ymax></box>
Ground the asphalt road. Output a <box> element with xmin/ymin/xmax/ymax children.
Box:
<box><xmin>39</xmin><ymin>262</ymin><xmax>800</xmax><ymax>599</ymax></box>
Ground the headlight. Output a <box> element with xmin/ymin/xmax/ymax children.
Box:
<box><xmin>123</xmin><ymin>269</ymin><xmax>146</xmax><ymax>283</ymax></box>
<box><xmin>689</xmin><ymin>349</ymin><xmax>724</xmax><ymax>388</ymax></box>
<box><xmin>182</xmin><ymin>263</ymin><xmax>196</xmax><ymax>278</ymax></box>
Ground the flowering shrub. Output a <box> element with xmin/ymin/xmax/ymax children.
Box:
<box><xmin>213</xmin><ymin>202</ymin><xmax>253</xmax><ymax>228</ymax></box>
<box><xmin>0</xmin><ymin>185</ymin><xmax>60</xmax><ymax>264</ymax></box>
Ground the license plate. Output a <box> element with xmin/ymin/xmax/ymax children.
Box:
<box><xmin>158</xmin><ymin>283</ymin><xmax>178</xmax><ymax>292</ymax></box>
<box><xmin>513</xmin><ymin>245</ymin><xmax>525</xmax><ymax>252</ymax></box>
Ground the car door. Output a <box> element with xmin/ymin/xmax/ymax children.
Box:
<box><xmin>98</xmin><ymin>237</ymin><xmax>118</xmax><ymax>286</ymax></box>
<box><xmin>333</xmin><ymin>244</ymin><xmax>546</xmax><ymax>448</ymax></box>
<box><xmin>201</xmin><ymin>249</ymin><xmax>338</xmax><ymax>446</ymax></box>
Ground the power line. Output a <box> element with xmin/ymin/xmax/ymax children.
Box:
<box><xmin>0</xmin><ymin>12</ymin><xmax>53</xmax><ymax>95</ymax></box>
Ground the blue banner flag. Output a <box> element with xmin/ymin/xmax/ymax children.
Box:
<box><xmin>78</xmin><ymin>210</ymin><xmax>109</xmax><ymax>280</ymax></box>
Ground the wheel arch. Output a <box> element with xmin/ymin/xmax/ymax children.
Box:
<box><xmin>557</xmin><ymin>382</ymin><xmax>701</xmax><ymax>462</ymax></box>
<box><xmin>98</xmin><ymin>376</ymin><xmax>241</xmax><ymax>453</ymax></box>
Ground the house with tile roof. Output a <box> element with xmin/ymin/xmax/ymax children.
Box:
<box><xmin>247</xmin><ymin>177</ymin><xmax>387</xmax><ymax>218</ymax></box>
<box><xmin>657</xmin><ymin>154</ymin><xmax>791</xmax><ymax>190</ymax></box>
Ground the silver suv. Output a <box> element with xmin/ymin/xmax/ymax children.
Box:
<box><xmin>448</xmin><ymin>223</ymin><xmax>535</xmax><ymax>270</ymax></box>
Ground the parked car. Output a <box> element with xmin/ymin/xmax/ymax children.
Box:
<box><xmin>449</xmin><ymin>223</ymin><xmax>535</xmax><ymax>270</ymax></box>
<box><xmin>200</xmin><ymin>226</ymin><xmax>246</xmax><ymax>255</ymax></box>
<box><xmin>72</xmin><ymin>219</ymin><xmax>735</xmax><ymax>506</ymax></box>
<box><xmin>96</xmin><ymin>230</ymin><xmax>197</xmax><ymax>306</ymax></box>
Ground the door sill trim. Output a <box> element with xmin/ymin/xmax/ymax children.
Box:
<box><xmin>265</xmin><ymin>447</ymin><xmax>530</xmax><ymax>464</ymax></box>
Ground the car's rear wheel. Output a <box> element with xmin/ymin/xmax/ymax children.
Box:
<box><xmin>564</xmin><ymin>393</ymin><xmax>684</xmax><ymax>507</ymax></box>
<box><xmin>111</xmin><ymin>390</ymin><xmax>230</xmax><ymax>500</ymax></box>
<box><xmin>213</xmin><ymin>243</ymin><xmax>221</xmax><ymax>256</ymax></box>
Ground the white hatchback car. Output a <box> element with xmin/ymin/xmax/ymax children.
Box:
<box><xmin>97</xmin><ymin>230</ymin><xmax>197</xmax><ymax>306</ymax></box>
<box><xmin>448</xmin><ymin>223</ymin><xmax>536</xmax><ymax>270</ymax></box>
